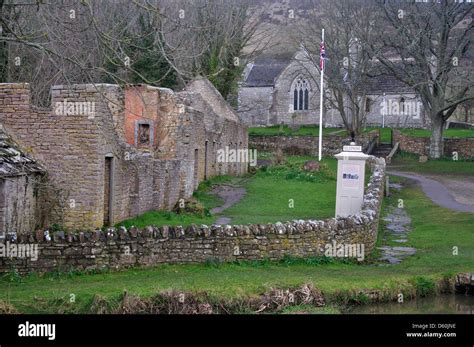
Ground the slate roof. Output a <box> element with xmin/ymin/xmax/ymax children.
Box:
<box><xmin>244</xmin><ymin>54</ymin><xmax>294</xmax><ymax>87</ymax></box>
<box><xmin>363</xmin><ymin>72</ymin><xmax>415</xmax><ymax>95</ymax></box>
<box><xmin>0</xmin><ymin>125</ymin><xmax>44</xmax><ymax>177</ymax></box>
<box><xmin>245</xmin><ymin>52</ymin><xmax>417</xmax><ymax>95</ymax></box>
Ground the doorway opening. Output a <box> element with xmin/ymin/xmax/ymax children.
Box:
<box><xmin>204</xmin><ymin>141</ymin><xmax>209</xmax><ymax>180</ymax></box>
<box><xmin>103</xmin><ymin>156</ymin><xmax>114</xmax><ymax>226</ymax></box>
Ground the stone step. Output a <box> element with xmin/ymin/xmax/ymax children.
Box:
<box><xmin>373</xmin><ymin>145</ymin><xmax>393</xmax><ymax>158</ymax></box>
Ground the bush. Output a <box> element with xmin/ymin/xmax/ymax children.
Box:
<box><xmin>173</xmin><ymin>198</ymin><xmax>206</xmax><ymax>217</ymax></box>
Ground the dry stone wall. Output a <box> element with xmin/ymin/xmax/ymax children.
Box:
<box><xmin>393</xmin><ymin>130</ymin><xmax>474</xmax><ymax>158</ymax></box>
<box><xmin>249</xmin><ymin>131</ymin><xmax>379</xmax><ymax>156</ymax></box>
<box><xmin>0</xmin><ymin>157</ymin><xmax>385</xmax><ymax>274</ymax></box>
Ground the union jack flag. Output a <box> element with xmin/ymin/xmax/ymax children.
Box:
<box><xmin>320</xmin><ymin>41</ymin><xmax>326</xmax><ymax>71</ymax></box>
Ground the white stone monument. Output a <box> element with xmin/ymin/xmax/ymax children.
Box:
<box><xmin>335</xmin><ymin>141</ymin><xmax>369</xmax><ymax>218</ymax></box>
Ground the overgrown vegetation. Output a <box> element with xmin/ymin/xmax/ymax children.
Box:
<box><xmin>256</xmin><ymin>156</ymin><xmax>336</xmax><ymax>183</ymax></box>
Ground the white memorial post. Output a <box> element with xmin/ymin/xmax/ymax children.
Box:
<box><xmin>335</xmin><ymin>141</ymin><xmax>370</xmax><ymax>218</ymax></box>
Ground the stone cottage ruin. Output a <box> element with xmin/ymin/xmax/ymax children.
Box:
<box><xmin>0</xmin><ymin>79</ymin><xmax>248</xmax><ymax>232</ymax></box>
<box><xmin>0</xmin><ymin>124</ymin><xmax>45</xmax><ymax>235</ymax></box>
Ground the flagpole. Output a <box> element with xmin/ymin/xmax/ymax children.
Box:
<box><xmin>318</xmin><ymin>29</ymin><xmax>324</xmax><ymax>161</ymax></box>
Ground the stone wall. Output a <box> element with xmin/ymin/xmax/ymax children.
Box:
<box><xmin>238</xmin><ymin>86</ymin><xmax>273</xmax><ymax>126</ymax></box>
<box><xmin>445</xmin><ymin>138</ymin><xmax>474</xmax><ymax>159</ymax></box>
<box><xmin>249</xmin><ymin>131</ymin><xmax>379</xmax><ymax>156</ymax></box>
<box><xmin>393</xmin><ymin>130</ymin><xmax>474</xmax><ymax>158</ymax></box>
<box><xmin>0</xmin><ymin>156</ymin><xmax>385</xmax><ymax>274</ymax></box>
<box><xmin>0</xmin><ymin>175</ymin><xmax>42</xmax><ymax>235</ymax></box>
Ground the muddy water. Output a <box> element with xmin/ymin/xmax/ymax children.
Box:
<box><xmin>346</xmin><ymin>295</ymin><xmax>474</xmax><ymax>314</ymax></box>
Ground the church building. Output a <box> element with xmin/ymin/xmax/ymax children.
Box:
<box><xmin>238</xmin><ymin>49</ymin><xmax>428</xmax><ymax>129</ymax></box>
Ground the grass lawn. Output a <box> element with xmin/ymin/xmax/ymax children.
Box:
<box><xmin>1</xmin><ymin>169</ymin><xmax>473</xmax><ymax>313</ymax></box>
<box><xmin>363</xmin><ymin>127</ymin><xmax>474</xmax><ymax>144</ymax></box>
<box><xmin>363</xmin><ymin>127</ymin><xmax>392</xmax><ymax>143</ymax></box>
<box><xmin>249</xmin><ymin>125</ymin><xmax>344</xmax><ymax>137</ymax></box>
<box><xmin>118</xmin><ymin>155</ymin><xmax>338</xmax><ymax>227</ymax></box>
<box><xmin>390</xmin><ymin>152</ymin><xmax>474</xmax><ymax>175</ymax></box>
<box><xmin>399</xmin><ymin>128</ymin><xmax>474</xmax><ymax>138</ymax></box>
<box><xmin>219</xmin><ymin>156</ymin><xmax>337</xmax><ymax>224</ymax></box>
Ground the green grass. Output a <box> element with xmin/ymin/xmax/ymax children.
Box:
<box><xmin>214</xmin><ymin>156</ymin><xmax>337</xmax><ymax>224</ymax></box>
<box><xmin>363</xmin><ymin>127</ymin><xmax>392</xmax><ymax>143</ymax></box>
<box><xmin>119</xmin><ymin>156</ymin><xmax>339</xmax><ymax>227</ymax></box>
<box><xmin>250</xmin><ymin>126</ymin><xmax>473</xmax><ymax>141</ymax></box>
<box><xmin>399</xmin><ymin>128</ymin><xmax>474</xmax><ymax>138</ymax></box>
<box><xmin>1</xmin><ymin>171</ymin><xmax>473</xmax><ymax>313</ymax></box>
<box><xmin>117</xmin><ymin>210</ymin><xmax>215</xmax><ymax>229</ymax></box>
<box><xmin>390</xmin><ymin>152</ymin><xmax>474</xmax><ymax>175</ymax></box>
<box><xmin>249</xmin><ymin>125</ymin><xmax>344</xmax><ymax>137</ymax></box>
<box><xmin>116</xmin><ymin>176</ymin><xmax>231</xmax><ymax>228</ymax></box>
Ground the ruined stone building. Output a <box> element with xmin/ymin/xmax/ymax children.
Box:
<box><xmin>0</xmin><ymin>78</ymin><xmax>247</xmax><ymax>232</ymax></box>
<box><xmin>0</xmin><ymin>124</ymin><xmax>44</xmax><ymax>235</ymax></box>
<box><xmin>238</xmin><ymin>50</ymin><xmax>427</xmax><ymax>128</ymax></box>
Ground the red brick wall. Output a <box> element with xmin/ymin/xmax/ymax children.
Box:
<box><xmin>124</xmin><ymin>85</ymin><xmax>159</xmax><ymax>148</ymax></box>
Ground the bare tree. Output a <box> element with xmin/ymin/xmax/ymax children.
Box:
<box><xmin>297</xmin><ymin>0</ymin><xmax>382</xmax><ymax>135</ymax></box>
<box><xmin>0</xmin><ymin>0</ymin><xmax>270</xmax><ymax>105</ymax></box>
<box><xmin>361</xmin><ymin>0</ymin><xmax>473</xmax><ymax>158</ymax></box>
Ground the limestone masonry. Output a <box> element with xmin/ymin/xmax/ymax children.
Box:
<box><xmin>0</xmin><ymin>156</ymin><xmax>385</xmax><ymax>273</ymax></box>
<box><xmin>0</xmin><ymin>79</ymin><xmax>248</xmax><ymax>233</ymax></box>
<box><xmin>249</xmin><ymin>131</ymin><xmax>379</xmax><ymax>157</ymax></box>
<box><xmin>393</xmin><ymin>130</ymin><xmax>474</xmax><ymax>158</ymax></box>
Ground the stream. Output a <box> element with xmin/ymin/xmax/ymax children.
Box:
<box><xmin>345</xmin><ymin>294</ymin><xmax>474</xmax><ymax>314</ymax></box>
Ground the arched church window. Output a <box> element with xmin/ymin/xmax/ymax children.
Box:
<box><xmin>292</xmin><ymin>77</ymin><xmax>310</xmax><ymax>111</ymax></box>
